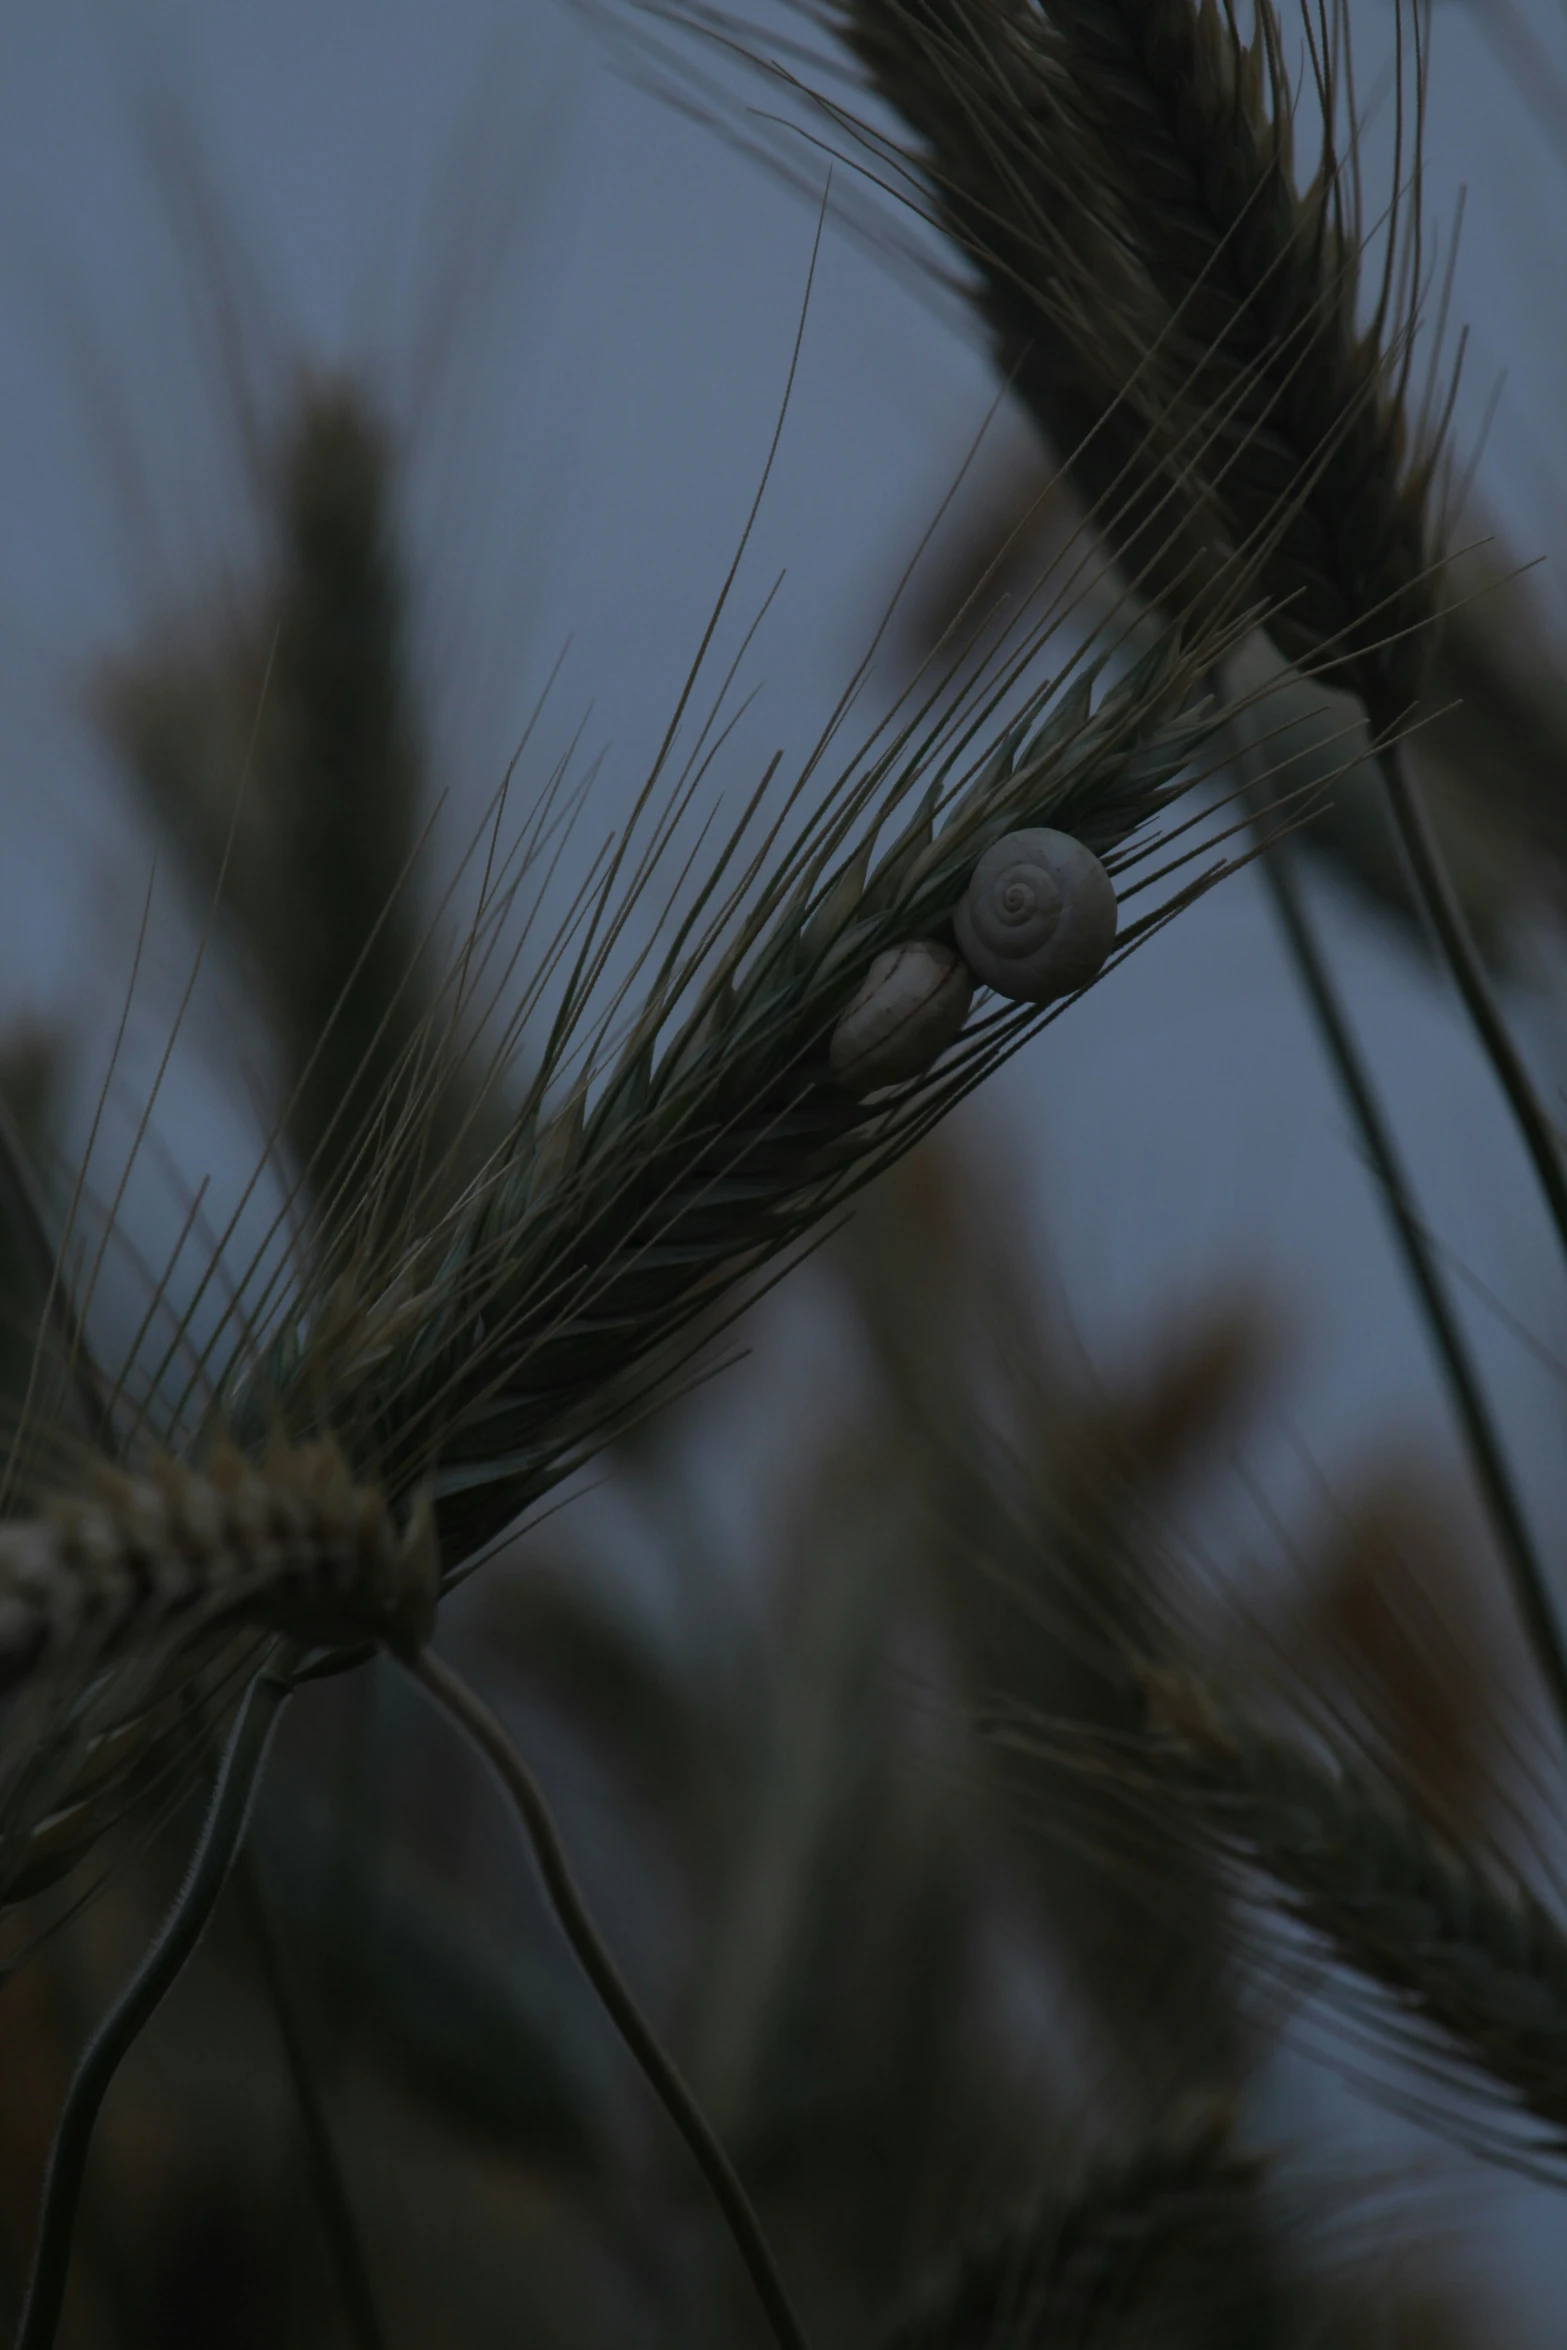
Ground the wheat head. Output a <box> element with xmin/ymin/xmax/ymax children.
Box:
<box><xmin>224</xmin><ymin>622</ymin><xmax>1247</xmax><ymax>1571</ymax></box>
<box><xmin>654</xmin><ymin>0</ymin><xmax>1448</xmax><ymax>724</ymax></box>
<box><xmin>1142</xmin><ymin>1669</ymin><xmax>1567</xmax><ymax>2145</ymax></box>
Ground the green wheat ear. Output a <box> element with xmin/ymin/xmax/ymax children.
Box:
<box><xmin>225</xmin><ymin>613</ymin><xmax>1262</xmax><ymax>1574</ymax></box>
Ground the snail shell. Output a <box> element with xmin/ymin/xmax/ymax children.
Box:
<box><xmin>829</xmin><ymin>939</ymin><xmax>974</xmax><ymax>1094</ymax></box>
<box><xmin>954</xmin><ymin>828</ymin><xmax>1116</xmax><ymax>1004</ymax></box>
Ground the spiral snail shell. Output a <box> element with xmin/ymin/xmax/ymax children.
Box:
<box><xmin>954</xmin><ymin>828</ymin><xmax>1116</xmax><ymax>1004</ymax></box>
<box><xmin>829</xmin><ymin>939</ymin><xmax>974</xmax><ymax>1094</ymax></box>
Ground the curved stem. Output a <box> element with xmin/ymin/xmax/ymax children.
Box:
<box><xmin>1255</xmin><ymin>831</ymin><xmax>1567</xmax><ymax>1737</ymax></box>
<box><xmin>14</xmin><ymin>1667</ymin><xmax>293</xmax><ymax>2350</ymax></box>
<box><xmin>1376</xmin><ymin>740</ymin><xmax>1567</xmax><ymax>1262</ymax></box>
<box><xmin>410</xmin><ymin>1648</ymin><xmax>812</xmax><ymax>2350</ymax></box>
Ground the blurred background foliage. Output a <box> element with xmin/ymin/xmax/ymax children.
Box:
<box><xmin>0</xmin><ymin>156</ymin><xmax>1560</xmax><ymax>2346</ymax></box>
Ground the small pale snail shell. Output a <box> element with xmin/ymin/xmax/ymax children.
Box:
<box><xmin>954</xmin><ymin>827</ymin><xmax>1117</xmax><ymax>1003</ymax></box>
<box><xmin>829</xmin><ymin>939</ymin><xmax>974</xmax><ymax>1094</ymax></box>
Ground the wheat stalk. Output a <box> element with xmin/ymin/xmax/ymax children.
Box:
<box><xmin>413</xmin><ymin>1646</ymin><xmax>812</xmax><ymax>2350</ymax></box>
<box><xmin>1136</xmin><ymin>1669</ymin><xmax>1567</xmax><ymax>2146</ymax></box>
<box><xmin>13</xmin><ymin>1665</ymin><xmax>295</xmax><ymax>2350</ymax></box>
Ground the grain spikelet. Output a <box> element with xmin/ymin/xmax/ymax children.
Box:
<box><xmin>0</xmin><ymin>1441</ymin><xmax>438</xmax><ymax>1692</ymax></box>
<box><xmin>0</xmin><ymin>1444</ymin><xmax>438</xmax><ymax>1926</ymax></box>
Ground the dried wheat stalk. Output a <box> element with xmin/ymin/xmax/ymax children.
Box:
<box><xmin>1141</xmin><ymin>1669</ymin><xmax>1567</xmax><ymax>2141</ymax></box>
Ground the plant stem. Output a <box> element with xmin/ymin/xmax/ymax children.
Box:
<box><xmin>233</xmin><ymin>1856</ymin><xmax>389</xmax><ymax>2350</ymax></box>
<box><xmin>410</xmin><ymin>1647</ymin><xmax>813</xmax><ymax>2350</ymax></box>
<box><xmin>14</xmin><ymin>1667</ymin><xmax>293</xmax><ymax>2350</ymax></box>
<box><xmin>1253</xmin><ymin>827</ymin><xmax>1567</xmax><ymax>1737</ymax></box>
<box><xmin>1375</xmin><ymin>739</ymin><xmax>1567</xmax><ymax>1261</ymax></box>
